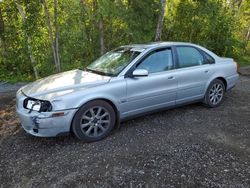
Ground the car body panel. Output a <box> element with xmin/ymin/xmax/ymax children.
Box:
<box><xmin>122</xmin><ymin>71</ymin><xmax>177</xmax><ymax>118</ymax></box>
<box><xmin>21</xmin><ymin>69</ymin><xmax>111</xmax><ymax>100</ymax></box>
<box><xmin>16</xmin><ymin>42</ymin><xmax>239</xmax><ymax>137</ymax></box>
<box><xmin>16</xmin><ymin>107</ymin><xmax>76</xmax><ymax>137</ymax></box>
<box><xmin>174</xmin><ymin>64</ymin><xmax>215</xmax><ymax>104</ymax></box>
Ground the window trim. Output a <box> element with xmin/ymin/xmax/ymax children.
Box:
<box><xmin>173</xmin><ymin>45</ymin><xmax>215</xmax><ymax>69</ymax></box>
<box><xmin>125</xmin><ymin>46</ymin><xmax>176</xmax><ymax>77</ymax></box>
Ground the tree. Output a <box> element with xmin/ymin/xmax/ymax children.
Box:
<box><xmin>245</xmin><ymin>23</ymin><xmax>250</xmax><ymax>54</ymax></box>
<box><xmin>99</xmin><ymin>16</ymin><xmax>105</xmax><ymax>55</ymax></box>
<box><xmin>94</xmin><ymin>0</ymin><xmax>106</xmax><ymax>55</ymax></box>
<box><xmin>0</xmin><ymin>7</ymin><xmax>4</xmax><ymax>34</ymax></box>
<box><xmin>246</xmin><ymin>23</ymin><xmax>250</xmax><ymax>41</ymax></box>
<box><xmin>0</xmin><ymin>4</ymin><xmax>5</xmax><ymax>71</ymax></box>
<box><xmin>54</xmin><ymin>0</ymin><xmax>60</xmax><ymax>72</ymax></box>
<box><xmin>155</xmin><ymin>0</ymin><xmax>166</xmax><ymax>41</ymax></box>
<box><xmin>41</xmin><ymin>0</ymin><xmax>61</xmax><ymax>72</ymax></box>
<box><xmin>15</xmin><ymin>1</ymin><xmax>38</xmax><ymax>79</ymax></box>
<box><xmin>0</xmin><ymin>0</ymin><xmax>250</xmax><ymax>82</ymax></box>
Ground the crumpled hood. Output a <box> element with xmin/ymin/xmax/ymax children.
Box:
<box><xmin>21</xmin><ymin>69</ymin><xmax>111</xmax><ymax>99</ymax></box>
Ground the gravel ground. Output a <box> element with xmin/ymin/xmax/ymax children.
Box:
<box><xmin>0</xmin><ymin>76</ymin><xmax>250</xmax><ymax>188</ymax></box>
<box><xmin>0</xmin><ymin>82</ymin><xmax>26</xmax><ymax>93</ymax></box>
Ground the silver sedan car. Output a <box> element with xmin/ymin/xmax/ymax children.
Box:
<box><xmin>16</xmin><ymin>42</ymin><xmax>239</xmax><ymax>142</ymax></box>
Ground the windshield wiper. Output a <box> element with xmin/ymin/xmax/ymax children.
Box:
<box><xmin>85</xmin><ymin>68</ymin><xmax>114</xmax><ymax>77</ymax></box>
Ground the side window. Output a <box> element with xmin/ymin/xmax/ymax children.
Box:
<box><xmin>203</xmin><ymin>52</ymin><xmax>215</xmax><ymax>64</ymax></box>
<box><xmin>176</xmin><ymin>47</ymin><xmax>204</xmax><ymax>68</ymax></box>
<box><xmin>136</xmin><ymin>49</ymin><xmax>173</xmax><ymax>73</ymax></box>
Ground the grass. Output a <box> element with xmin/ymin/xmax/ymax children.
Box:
<box><xmin>0</xmin><ymin>73</ymin><xmax>33</xmax><ymax>84</ymax></box>
<box><xmin>235</xmin><ymin>55</ymin><xmax>250</xmax><ymax>67</ymax></box>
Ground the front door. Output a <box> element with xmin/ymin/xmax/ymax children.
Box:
<box><xmin>121</xmin><ymin>48</ymin><xmax>178</xmax><ymax>118</ymax></box>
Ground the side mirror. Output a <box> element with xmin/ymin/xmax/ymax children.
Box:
<box><xmin>132</xmin><ymin>69</ymin><xmax>149</xmax><ymax>77</ymax></box>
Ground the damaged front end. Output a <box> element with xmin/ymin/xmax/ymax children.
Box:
<box><xmin>16</xmin><ymin>90</ymin><xmax>76</xmax><ymax>137</ymax></box>
<box><xmin>23</xmin><ymin>97</ymin><xmax>52</xmax><ymax>113</ymax></box>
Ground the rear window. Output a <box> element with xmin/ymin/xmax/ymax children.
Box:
<box><xmin>176</xmin><ymin>47</ymin><xmax>205</xmax><ymax>68</ymax></box>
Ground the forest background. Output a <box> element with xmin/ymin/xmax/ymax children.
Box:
<box><xmin>0</xmin><ymin>0</ymin><xmax>249</xmax><ymax>82</ymax></box>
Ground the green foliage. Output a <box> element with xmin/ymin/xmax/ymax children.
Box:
<box><xmin>164</xmin><ymin>0</ymin><xmax>237</xmax><ymax>56</ymax></box>
<box><xmin>0</xmin><ymin>0</ymin><xmax>249</xmax><ymax>82</ymax></box>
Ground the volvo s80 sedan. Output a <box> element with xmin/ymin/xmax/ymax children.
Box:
<box><xmin>16</xmin><ymin>42</ymin><xmax>239</xmax><ymax>142</ymax></box>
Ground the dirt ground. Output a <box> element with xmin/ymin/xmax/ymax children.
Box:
<box><xmin>0</xmin><ymin>76</ymin><xmax>250</xmax><ymax>188</ymax></box>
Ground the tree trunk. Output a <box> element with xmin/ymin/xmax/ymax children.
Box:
<box><xmin>0</xmin><ymin>7</ymin><xmax>4</xmax><ymax>34</ymax></box>
<box><xmin>15</xmin><ymin>2</ymin><xmax>38</xmax><ymax>79</ymax></box>
<box><xmin>0</xmin><ymin>6</ymin><xmax>6</xmax><ymax>58</ymax></box>
<box><xmin>246</xmin><ymin>24</ymin><xmax>250</xmax><ymax>41</ymax></box>
<box><xmin>80</xmin><ymin>0</ymin><xmax>86</xmax><ymax>40</ymax></box>
<box><xmin>93</xmin><ymin>0</ymin><xmax>105</xmax><ymax>55</ymax></box>
<box><xmin>54</xmin><ymin>0</ymin><xmax>61</xmax><ymax>72</ymax></box>
<box><xmin>236</xmin><ymin>0</ymin><xmax>243</xmax><ymax>17</ymax></box>
<box><xmin>26</xmin><ymin>37</ymin><xmax>39</xmax><ymax>79</ymax></box>
<box><xmin>155</xmin><ymin>0</ymin><xmax>167</xmax><ymax>41</ymax></box>
<box><xmin>99</xmin><ymin>17</ymin><xmax>105</xmax><ymax>55</ymax></box>
<box><xmin>41</xmin><ymin>0</ymin><xmax>60</xmax><ymax>72</ymax></box>
<box><xmin>243</xmin><ymin>23</ymin><xmax>250</xmax><ymax>54</ymax></box>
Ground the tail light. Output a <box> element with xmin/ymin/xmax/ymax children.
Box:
<box><xmin>234</xmin><ymin>61</ymin><xmax>239</xmax><ymax>73</ymax></box>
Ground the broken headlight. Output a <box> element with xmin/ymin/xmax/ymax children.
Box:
<box><xmin>23</xmin><ymin>98</ymin><xmax>52</xmax><ymax>112</ymax></box>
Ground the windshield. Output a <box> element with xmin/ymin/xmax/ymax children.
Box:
<box><xmin>86</xmin><ymin>47</ymin><xmax>142</xmax><ymax>76</ymax></box>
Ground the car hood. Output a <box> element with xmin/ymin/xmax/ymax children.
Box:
<box><xmin>21</xmin><ymin>69</ymin><xmax>111</xmax><ymax>99</ymax></box>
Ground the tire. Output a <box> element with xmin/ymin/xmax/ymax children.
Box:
<box><xmin>72</xmin><ymin>100</ymin><xmax>116</xmax><ymax>142</ymax></box>
<box><xmin>204</xmin><ymin>79</ymin><xmax>225</xmax><ymax>108</ymax></box>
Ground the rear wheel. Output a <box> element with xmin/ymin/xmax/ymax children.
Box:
<box><xmin>72</xmin><ymin>100</ymin><xmax>116</xmax><ymax>142</ymax></box>
<box><xmin>204</xmin><ymin>79</ymin><xmax>225</xmax><ymax>108</ymax></box>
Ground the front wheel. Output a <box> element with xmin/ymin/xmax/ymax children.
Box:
<box><xmin>204</xmin><ymin>79</ymin><xmax>225</xmax><ymax>108</ymax></box>
<box><xmin>72</xmin><ymin>100</ymin><xmax>116</xmax><ymax>142</ymax></box>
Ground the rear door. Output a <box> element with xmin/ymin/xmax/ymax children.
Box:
<box><xmin>173</xmin><ymin>46</ymin><xmax>215</xmax><ymax>104</ymax></box>
<box><xmin>121</xmin><ymin>47</ymin><xmax>178</xmax><ymax>117</ymax></box>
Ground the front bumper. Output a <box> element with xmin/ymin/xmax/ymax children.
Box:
<box><xmin>16</xmin><ymin>107</ymin><xmax>77</xmax><ymax>137</ymax></box>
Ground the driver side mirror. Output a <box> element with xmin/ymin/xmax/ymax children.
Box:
<box><xmin>132</xmin><ymin>69</ymin><xmax>149</xmax><ymax>77</ymax></box>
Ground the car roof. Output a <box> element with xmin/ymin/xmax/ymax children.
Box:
<box><xmin>121</xmin><ymin>41</ymin><xmax>219</xmax><ymax>59</ymax></box>
<box><xmin>122</xmin><ymin>41</ymin><xmax>199</xmax><ymax>49</ymax></box>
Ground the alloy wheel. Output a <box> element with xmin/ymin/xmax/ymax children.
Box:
<box><xmin>209</xmin><ymin>83</ymin><xmax>224</xmax><ymax>105</ymax></box>
<box><xmin>80</xmin><ymin>106</ymin><xmax>111</xmax><ymax>137</ymax></box>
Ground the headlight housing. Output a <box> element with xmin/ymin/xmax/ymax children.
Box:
<box><xmin>23</xmin><ymin>98</ymin><xmax>52</xmax><ymax>112</ymax></box>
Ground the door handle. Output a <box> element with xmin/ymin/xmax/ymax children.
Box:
<box><xmin>168</xmin><ymin>76</ymin><xmax>175</xmax><ymax>80</ymax></box>
<box><xmin>204</xmin><ymin>70</ymin><xmax>210</xmax><ymax>73</ymax></box>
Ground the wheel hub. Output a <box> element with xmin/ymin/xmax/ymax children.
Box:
<box><xmin>92</xmin><ymin>118</ymin><xmax>99</xmax><ymax>124</ymax></box>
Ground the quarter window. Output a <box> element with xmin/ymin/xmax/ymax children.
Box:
<box><xmin>136</xmin><ymin>49</ymin><xmax>173</xmax><ymax>73</ymax></box>
<box><xmin>203</xmin><ymin>52</ymin><xmax>215</xmax><ymax>64</ymax></box>
<box><xmin>176</xmin><ymin>47</ymin><xmax>204</xmax><ymax>68</ymax></box>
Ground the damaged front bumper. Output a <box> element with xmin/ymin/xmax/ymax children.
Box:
<box><xmin>16</xmin><ymin>107</ymin><xmax>77</xmax><ymax>137</ymax></box>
